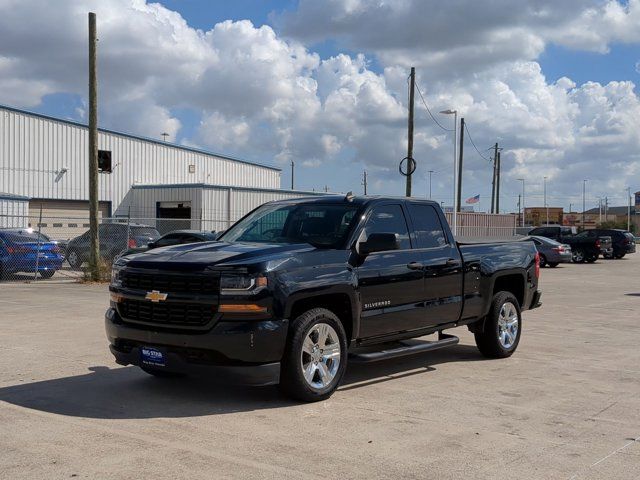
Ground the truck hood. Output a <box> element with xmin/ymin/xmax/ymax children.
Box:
<box><xmin>124</xmin><ymin>241</ymin><xmax>315</xmax><ymax>271</ymax></box>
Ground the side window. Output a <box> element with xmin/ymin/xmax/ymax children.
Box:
<box><xmin>364</xmin><ymin>204</ymin><xmax>411</xmax><ymax>250</ymax></box>
<box><xmin>529</xmin><ymin>228</ymin><xmax>543</xmax><ymax>236</ymax></box>
<box><xmin>407</xmin><ymin>204</ymin><xmax>447</xmax><ymax>249</ymax></box>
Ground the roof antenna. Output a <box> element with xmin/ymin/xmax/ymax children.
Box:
<box><xmin>345</xmin><ymin>191</ymin><xmax>355</xmax><ymax>202</ymax></box>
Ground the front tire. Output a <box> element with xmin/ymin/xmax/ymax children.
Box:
<box><xmin>547</xmin><ymin>262</ymin><xmax>559</xmax><ymax>268</ymax></box>
<box><xmin>474</xmin><ymin>292</ymin><xmax>522</xmax><ymax>359</ymax></box>
<box><xmin>280</xmin><ymin>308</ymin><xmax>347</xmax><ymax>402</ymax></box>
<box><xmin>40</xmin><ymin>269</ymin><xmax>55</xmax><ymax>278</ymax></box>
<box><xmin>615</xmin><ymin>253</ymin><xmax>626</xmax><ymax>259</ymax></box>
<box><xmin>67</xmin><ymin>249</ymin><xmax>83</xmax><ymax>270</ymax></box>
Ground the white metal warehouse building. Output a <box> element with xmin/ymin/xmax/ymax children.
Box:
<box><xmin>0</xmin><ymin>104</ymin><xmax>318</xmax><ymax>238</ymax></box>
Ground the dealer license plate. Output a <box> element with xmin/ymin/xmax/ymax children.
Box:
<box><xmin>140</xmin><ymin>346</ymin><xmax>166</xmax><ymax>367</ymax></box>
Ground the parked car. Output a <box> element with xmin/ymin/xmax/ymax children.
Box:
<box><xmin>528</xmin><ymin>225</ymin><xmax>608</xmax><ymax>263</ymax></box>
<box><xmin>107</xmin><ymin>195</ymin><xmax>542</xmax><ymax>402</ymax></box>
<box><xmin>519</xmin><ymin>235</ymin><xmax>572</xmax><ymax>267</ymax></box>
<box><xmin>118</xmin><ymin>230</ymin><xmax>218</xmax><ymax>257</ymax></box>
<box><xmin>66</xmin><ymin>223</ymin><xmax>160</xmax><ymax>269</ymax></box>
<box><xmin>0</xmin><ymin>228</ymin><xmax>64</xmax><ymax>279</ymax></box>
<box><xmin>575</xmin><ymin>229</ymin><xmax>636</xmax><ymax>259</ymax></box>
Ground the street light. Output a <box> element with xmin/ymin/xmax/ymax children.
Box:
<box><xmin>582</xmin><ymin>179</ymin><xmax>588</xmax><ymax>230</ymax></box>
<box><xmin>427</xmin><ymin>170</ymin><xmax>435</xmax><ymax>200</ymax></box>
<box><xmin>543</xmin><ymin>176</ymin><xmax>548</xmax><ymax>225</ymax></box>
<box><xmin>439</xmin><ymin>109</ymin><xmax>457</xmax><ymax>235</ymax></box>
<box><xmin>517</xmin><ymin>178</ymin><xmax>525</xmax><ymax>227</ymax></box>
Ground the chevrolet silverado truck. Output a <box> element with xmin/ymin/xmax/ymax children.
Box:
<box><xmin>107</xmin><ymin>195</ymin><xmax>542</xmax><ymax>402</ymax></box>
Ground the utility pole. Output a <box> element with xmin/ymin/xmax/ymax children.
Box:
<box><xmin>362</xmin><ymin>170</ymin><xmax>368</xmax><ymax>195</ymax></box>
<box><xmin>88</xmin><ymin>12</ymin><xmax>100</xmax><ymax>280</ymax></box>
<box><xmin>518</xmin><ymin>178</ymin><xmax>525</xmax><ymax>227</ymax></box>
<box><xmin>457</xmin><ymin>118</ymin><xmax>465</xmax><ymax>213</ymax></box>
<box><xmin>491</xmin><ymin>143</ymin><xmax>498</xmax><ymax>214</ymax></box>
<box><xmin>598</xmin><ymin>197</ymin><xmax>602</xmax><ymax>224</ymax></box>
<box><xmin>427</xmin><ymin>170</ymin><xmax>434</xmax><ymax>200</ymax></box>
<box><xmin>495</xmin><ymin>151</ymin><xmax>501</xmax><ymax>214</ymax></box>
<box><xmin>405</xmin><ymin>67</ymin><xmax>415</xmax><ymax>197</ymax></box>
<box><xmin>290</xmin><ymin>160</ymin><xmax>294</xmax><ymax>190</ymax></box>
<box><xmin>518</xmin><ymin>194</ymin><xmax>521</xmax><ymax>226</ymax></box>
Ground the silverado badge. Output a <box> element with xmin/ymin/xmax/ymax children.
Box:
<box><xmin>145</xmin><ymin>290</ymin><xmax>168</xmax><ymax>303</ymax></box>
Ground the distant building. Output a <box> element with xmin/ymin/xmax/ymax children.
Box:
<box><xmin>524</xmin><ymin>207</ymin><xmax>563</xmax><ymax>226</ymax></box>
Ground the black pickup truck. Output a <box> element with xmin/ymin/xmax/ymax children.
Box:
<box><xmin>107</xmin><ymin>195</ymin><xmax>542</xmax><ymax>401</ymax></box>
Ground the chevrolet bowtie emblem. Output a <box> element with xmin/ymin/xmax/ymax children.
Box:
<box><xmin>145</xmin><ymin>290</ymin><xmax>168</xmax><ymax>302</ymax></box>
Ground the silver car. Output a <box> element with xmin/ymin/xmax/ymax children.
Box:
<box><xmin>520</xmin><ymin>235</ymin><xmax>573</xmax><ymax>267</ymax></box>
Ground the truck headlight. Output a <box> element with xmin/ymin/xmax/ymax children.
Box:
<box><xmin>220</xmin><ymin>274</ymin><xmax>267</xmax><ymax>295</ymax></box>
<box><xmin>111</xmin><ymin>265</ymin><xmax>123</xmax><ymax>287</ymax></box>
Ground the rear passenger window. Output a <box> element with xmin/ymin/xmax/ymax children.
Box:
<box><xmin>407</xmin><ymin>204</ymin><xmax>447</xmax><ymax>249</ymax></box>
<box><xmin>364</xmin><ymin>205</ymin><xmax>411</xmax><ymax>250</ymax></box>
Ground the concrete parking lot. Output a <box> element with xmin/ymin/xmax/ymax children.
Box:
<box><xmin>1</xmin><ymin>255</ymin><xmax>639</xmax><ymax>479</ymax></box>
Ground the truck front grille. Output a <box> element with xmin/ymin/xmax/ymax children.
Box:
<box><xmin>119</xmin><ymin>298</ymin><xmax>216</xmax><ymax>328</ymax></box>
<box><xmin>121</xmin><ymin>270</ymin><xmax>219</xmax><ymax>295</ymax></box>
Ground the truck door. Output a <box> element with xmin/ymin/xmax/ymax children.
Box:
<box><xmin>356</xmin><ymin>203</ymin><xmax>427</xmax><ymax>338</ymax></box>
<box><xmin>406</xmin><ymin>203</ymin><xmax>463</xmax><ymax>327</ymax></box>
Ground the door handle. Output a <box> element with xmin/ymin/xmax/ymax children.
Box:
<box><xmin>445</xmin><ymin>258</ymin><xmax>460</xmax><ymax>267</ymax></box>
<box><xmin>407</xmin><ymin>262</ymin><xmax>425</xmax><ymax>270</ymax></box>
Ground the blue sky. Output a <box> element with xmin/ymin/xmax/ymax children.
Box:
<box><xmin>2</xmin><ymin>0</ymin><xmax>639</xmax><ymax>211</ymax></box>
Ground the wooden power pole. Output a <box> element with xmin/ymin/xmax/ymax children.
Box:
<box><xmin>290</xmin><ymin>160</ymin><xmax>294</xmax><ymax>190</ymax></box>
<box><xmin>495</xmin><ymin>151</ymin><xmax>501</xmax><ymax>214</ymax></box>
<box><xmin>362</xmin><ymin>170</ymin><xmax>368</xmax><ymax>195</ymax></box>
<box><xmin>457</xmin><ymin>118</ymin><xmax>465</xmax><ymax>212</ymax></box>
<box><xmin>405</xmin><ymin>67</ymin><xmax>415</xmax><ymax>197</ymax></box>
<box><xmin>88</xmin><ymin>12</ymin><xmax>100</xmax><ymax>280</ymax></box>
<box><xmin>490</xmin><ymin>143</ymin><xmax>498</xmax><ymax>213</ymax></box>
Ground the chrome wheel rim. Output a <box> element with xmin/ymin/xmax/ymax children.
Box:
<box><xmin>68</xmin><ymin>251</ymin><xmax>79</xmax><ymax>266</ymax></box>
<box><xmin>573</xmin><ymin>250</ymin><xmax>583</xmax><ymax>262</ymax></box>
<box><xmin>497</xmin><ymin>302</ymin><xmax>519</xmax><ymax>349</ymax></box>
<box><xmin>300</xmin><ymin>323</ymin><xmax>341</xmax><ymax>390</ymax></box>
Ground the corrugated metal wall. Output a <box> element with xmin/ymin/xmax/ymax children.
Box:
<box><xmin>0</xmin><ymin>106</ymin><xmax>281</xmax><ymax>214</ymax></box>
<box><xmin>0</xmin><ymin>197</ymin><xmax>29</xmax><ymax>228</ymax></box>
<box><xmin>127</xmin><ymin>185</ymin><xmax>325</xmax><ymax>232</ymax></box>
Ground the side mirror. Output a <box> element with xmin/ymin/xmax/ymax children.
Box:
<box><xmin>359</xmin><ymin>233</ymin><xmax>400</xmax><ymax>255</ymax></box>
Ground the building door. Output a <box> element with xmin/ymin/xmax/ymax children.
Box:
<box><xmin>156</xmin><ymin>201</ymin><xmax>192</xmax><ymax>234</ymax></box>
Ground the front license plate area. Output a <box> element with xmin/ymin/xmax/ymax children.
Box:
<box><xmin>140</xmin><ymin>346</ymin><xmax>166</xmax><ymax>367</ymax></box>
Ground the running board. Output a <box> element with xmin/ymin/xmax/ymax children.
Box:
<box><xmin>349</xmin><ymin>333</ymin><xmax>459</xmax><ymax>364</ymax></box>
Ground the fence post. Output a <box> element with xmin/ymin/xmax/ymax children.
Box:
<box><xmin>33</xmin><ymin>204</ymin><xmax>43</xmax><ymax>281</ymax></box>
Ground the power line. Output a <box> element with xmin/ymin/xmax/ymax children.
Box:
<box><xmin>414</xmin><ymin>83</ymin><xmax>453</xmax><ymax>132</ymax></box>
<box><xmin>463</xmin><ymin>122</ymin><xmax>491</xmax><ymax>162</ymax></box>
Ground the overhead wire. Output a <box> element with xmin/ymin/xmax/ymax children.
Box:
<box><xmin>414</xmin><ymin>82</ymin><xmax>453</xmax><ymax>132</ymax></box>
<box><xmin>463</xmin><ymin>122</ymin><xmax>492</xmax><ymax>163</ymax></box>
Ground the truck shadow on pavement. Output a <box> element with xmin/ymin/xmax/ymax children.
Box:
<box><xmin>0</xmin><ymin>344</ymin><xmax>483</xmax><ymax>419</ymax></box>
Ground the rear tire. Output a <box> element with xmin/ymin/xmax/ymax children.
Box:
<box><xmin>615</xmin><ymin>253</ymin><xmax>626</xmax><ymax>259</ymax></box>
<box><xmin>586</xmin><ymin>254</ymin><xmax>597</xmax><ymax>263</ymax></box>
<box><xmin>474</xmin><ymin>292</ymin><xmax>522</xmax><ymax>359</ymax></box>
<box><xmin>539</xmin><ymin>254</ymin><xmax>547</xmax><ymax>268</ymax></box>
<box><xmin>40</xmin><ymin>270</ymin><xmax>55</xmax><ymax>278</ymax></box>
<box><xmin>547</xmin><ymin>262</ymin><xmax>558</xmax><ymax>268</ymax></box>
<box><xmin>572</xmin><ymin>249</ymin><xmax>585</xmax><ymax>263</ymax></box>
<box><xmin>280</xmin><ymin>308</ymin><xmax>347</xmax><ymax>402</ymax></box>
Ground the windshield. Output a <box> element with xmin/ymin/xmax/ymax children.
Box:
<box><xmin>219</xmin><ymin>203</ymin><xmax>360</xmax><ymax>248</ymax></box>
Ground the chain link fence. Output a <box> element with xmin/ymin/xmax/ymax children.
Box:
<box><xmin>0</xmin><ymin>213</ymin><xmax>228</xmax><ymax>283</ymax></box>
<box><xmin>1</xmin><ymin>209</ymin><xmax>517</xmax><ymax>284</ymax></box>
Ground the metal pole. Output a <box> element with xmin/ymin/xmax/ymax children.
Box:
<box><xmin>290</xmin><ymin>160</ymin><xmax>294</xmax><ymax>190</ymax></box>
<box><xmin>543</xmin><ymin>176</ymin><xmax>548</xmax><ymax>224</ymax></box>
<box><xmin>598</xmin><ymin>198</ymin><xmax>602</xmax><ymax>225</ymax></box>
<box><xmin>627</xmin><ymin>187</ymin><xmax>631</xmax><ymax>232</ymax></box>
<box><xmin>582</xmin><ymin>180</ymin><xmax>587</xmax><ymax>230</ymax></box>
<box><xmin>428</xmin><ymin>170</ymin><xmax>434</xmax><ymax>200</ymax></box>
<box><xmin>405</xmin><ymin>67</ymin><xmax>415</xmax><ymax>197</ymax></box>
<box><xmin>452</xmin><ymin>111</ymin><xmax>457</xmax><ymax>234</ymax></box>
<box><xmin>520</xmin><ymin>179</ymin><xmax>525</xmax><ymax>227</ymax></box>
<box><xmin>363</xmin><ymin>170</ymin><xmax>368</xmax><ymax>195</ymax></box>
<box><xmin>33</xmin><ymin>204</ymin><xmax>43</xmax><ymax>281</ymax></box>
<box><xmin>88</xmin><ymin>12</ymin><xmax>100</xmax><ymax>280</ymax></box>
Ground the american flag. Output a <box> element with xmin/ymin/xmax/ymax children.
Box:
<box><xmin>466</xmin><ymin>194</ymin><xmax>480</xmax><ymax>204</ymax></box>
